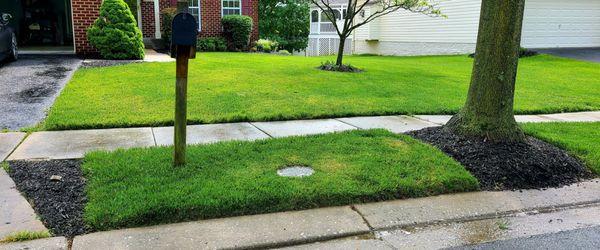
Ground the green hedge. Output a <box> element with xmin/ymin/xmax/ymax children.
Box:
<box><xmin>87</xmin><ymin>0</ymin><xmax>144</xmax><ymax>59</ymax></box>
<box><xmin>197</xmin><ymin>37</ymin><xmax>227</xmax><ymax>52</ymax></box>
<box><xmin>221</xmin><ymin>15</ymin><xmax>253</xmax><ymax>51</ymax></box>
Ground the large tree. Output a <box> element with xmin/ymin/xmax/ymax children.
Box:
<box><xmin>445</xmin><ymin>0</ymin><xmax>526</xmax><ymax>142</ymax></box>
<box><xmin>310</xmin><ymin>0</ymin><xmax>442</xmax><ymax>66</ymax></box>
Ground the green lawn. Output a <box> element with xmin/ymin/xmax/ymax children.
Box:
<box><xmin>82</xmin><ymin>129</ymin><xmax>478</xmax><ymax>230</ymax></box>
<box><xmin>522</xmin><ymin>122</ymin><xmax>600</xmax><ymax>175</ymax></box>
<box><xmin>45</xmin><ymin>53</ymin><xmax>600</xmax><ymax>130</ymax></box>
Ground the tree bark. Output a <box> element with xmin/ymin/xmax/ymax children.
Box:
<box><xmin>336</xmin><ymin>35</ymin><xmax>347</xmax><ymax>66</ymax></box>
<box><xmin>445</xmin><ymin>0</ymin><xmax>526</xmax><ymax>142</ymax></box>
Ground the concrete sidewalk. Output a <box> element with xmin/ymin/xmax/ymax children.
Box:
<box><xmin>5</xmin><ymin>111</ymin><xmax>600</xmax><ymax>161</ymax></box>
<box><xmin>3</xmin><ymin>178</ymin><xmax>597</xmax><ymax>250</ymax></box>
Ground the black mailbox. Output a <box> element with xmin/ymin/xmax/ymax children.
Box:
<box><xmin>171</xmin><ymin>12</ymin><xmax>198</xmax><ymax>59</ymax></box>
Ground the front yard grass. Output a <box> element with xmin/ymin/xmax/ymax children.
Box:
<box><xmin>522</xmin><ymin>122</ymin><xmax>600</xmax><ymax>175</ymax></box>
<box><xmin>82</xmin><ymin>129</ymin><xmax>478</xmax><ymax>230</ymax></box>
<box><xmin>44</xmin><ymin>53</ymin><xmax>600</xmax><ymax>130</ymax></box>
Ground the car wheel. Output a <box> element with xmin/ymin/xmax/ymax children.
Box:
<box><xmin>7</xmin><ymin>33</ymin><xmax>18</xmax><ymax>61</ymax></box>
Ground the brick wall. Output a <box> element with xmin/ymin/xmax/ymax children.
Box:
<box><xmin>72</xmin><ymin>0</ymin><xmax>101</xmax><ymax>56</ymax></box>
<box><xmin>200</xmin><ymin>0</ymin><xmax>259</xmax><ymax>42</ymax></box>
<box><xmin>71</xmin><ymin>0</ymin><xmax>260</xmax><ymax>56</ymax></box>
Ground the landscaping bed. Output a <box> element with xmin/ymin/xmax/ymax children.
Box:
<box><xmin>7</xmin><ymin>160</ymin><xmax>89</xmax><ymax>237</ymax></box>
<box><xmin>8</xmin><ymin>130</ymin><xmax>478</xmax><ymax>234</ymax></box>
<box><xmin>44</xmin><ymin>53</ymin><xmax>600</xmax><ymax>130</ymax></box>
<box><xmin>407</xmin><ymin>126</ymin><xmax>594</xmax><ymax>190</ymax></box>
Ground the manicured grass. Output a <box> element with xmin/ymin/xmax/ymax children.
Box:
<box><xmin>522</xmin><ymin>122</ymin><xmax>600</xmax><ymax>175</ymax></box>
<box><xmin>45</xmin><ymin>53</ymin><xmax>600</xmax><ymax>130</ymax></box>
<box><xmin>82</xmin><ymin>129</ymin><xmax>478</xmax><ymax>230</ymax></box>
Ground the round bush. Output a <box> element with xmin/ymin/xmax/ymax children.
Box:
<box><xmin>87</xmin><ymin>0</ymin><xmax>145</xmax><ymax>59</ymax></box>
<box><xmin>221</xmin><ymin>15</ymin><xmax>253</xmax><ymax>51</ymax></box>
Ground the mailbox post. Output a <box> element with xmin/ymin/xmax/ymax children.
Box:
<box><xmin>171</xmin><ymin>13</ymin><xmax>197</xmax><ymax>166</ymax></box>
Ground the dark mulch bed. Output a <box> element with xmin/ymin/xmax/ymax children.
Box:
<box><xmin>7</xmin><ymin>160</ymin><xmax>89</xmax><ymax>237</ymax></box>
<box><xmin>407</xmin><ymin>126</ymin><xmax>592</xmax><ymax>190</ymax></box>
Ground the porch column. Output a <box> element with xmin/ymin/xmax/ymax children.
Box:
<box><xmin>137</xmin><ymin>0</ymin><xmax>143</xmax><ymax>31</ymax></box>
<box><xmin>154</xmin><ymin>0</ymin><xmax>161</xmax><ymax>38</ymax></box>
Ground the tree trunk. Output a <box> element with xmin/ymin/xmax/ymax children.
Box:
<box><xmin>445</xmin><ymin>0</ymin><xmax>526</xmax><ymax>142</ymax></box>
<box><xmin>336</xmin><ymin>36</ymin><xmax>346</xmax><ymax>66</ymax></box>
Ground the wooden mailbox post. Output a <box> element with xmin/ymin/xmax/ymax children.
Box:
<box><xmin>171</xmin><ymin>13</ymin><xmax>197</xmax><ymax>166</ymax></box>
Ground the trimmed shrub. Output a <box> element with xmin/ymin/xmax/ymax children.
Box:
<box><xmin>256</xmin><ymin>39</ymin><xmax>278</xmax><ymax>53</ymax></box>
<box><xmin>278</xmin><ymin>49</ymin><xmax>291</xmax><ymax>55</ymax></box>
<box><xmin>87</xmin><ymin>0</ymin><xmax>145</xmax><ymax>59</ymax></box>
<box><xmin>197</xmin><ymin>37</ymin><xmax>227</xmax><ymax>52</ymax></box>
<box><xmin>222</xmin><ymin>15</ymin><xmax>253</xmax><ymax>51</ymax></box>
<box><xmin>160</xmin><ymin>7</ymin><xmax>178</xmax><ymax>49</ymax></box>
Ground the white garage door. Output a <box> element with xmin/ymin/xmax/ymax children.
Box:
<box><xmin>522</xmin><ymin>0</ymin><xmax>600</xmax><ymax>48</ymax></box>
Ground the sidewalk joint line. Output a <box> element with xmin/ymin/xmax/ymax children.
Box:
<box><xmin>150</xmin><ymin>127</ymin><xmax>158</xmax><ymax>146</ymax></box>
<box><xmin>2</xmin><ymin>132</ymin><xmax>29</xmax><ymax>162</ymax></box>
<box><xmin>333</xmin><ymin>118</ymin><xmax>362</xmax><ymax>130</ymax></box>
<box><xmin>248</xmin><ymin>122</ymin><xmax>274</xmax><ymax>138</ymax></box>
<box><xmin>408</xmin><ymin>115</ymin><xmax>446</xmax><ymax>125</ymax></box>
<box><xmin>350</xmin><ymin>205</ymin><xmax>374</xmax><ymax>230</ymax></box>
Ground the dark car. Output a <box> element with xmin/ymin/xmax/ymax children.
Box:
<box><xmin>0</xmin><ymin>13</ymin><xmax>18</xmax><ymax>62</ymax></box>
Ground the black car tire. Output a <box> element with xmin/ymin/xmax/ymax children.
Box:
<box><xmin>7</xmin><ymin>33</ymin><xmax>17</xmax><ymax>62</ymax></box>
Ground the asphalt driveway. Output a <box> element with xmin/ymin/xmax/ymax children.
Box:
<box><xmin>536</xmin><ymin>48</ymin><xmax>600</xmax><ymax>63</ymax></box>
<box><xmin>0</xmin><ymin>55</ymin><xmax>81</xmax><ymax>130</ymax></box>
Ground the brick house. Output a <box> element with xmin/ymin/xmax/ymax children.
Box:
<box><xmin>1</xmin><ymin>0</ymin><xmax>258</xmax><ymax>57</ymax></box>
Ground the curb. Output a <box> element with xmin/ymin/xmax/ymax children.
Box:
<box><xmin>69</xmin><ymin>179</ymin><xmax>599</xmax><ymax>250</ymax></box>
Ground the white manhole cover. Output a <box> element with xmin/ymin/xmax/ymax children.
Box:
<box><xmin>277</xmin><ymin>166</ymin><xmax>314</xmax><ymax>177</ymax></box>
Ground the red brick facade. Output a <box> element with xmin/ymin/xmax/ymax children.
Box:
<box><xmin>72</xmin><ymin>0</ymin><xmax>102</xmax><ymax>56</ymax></box>
<box><xmin>72</xmin><ymin>0</ymin><xmax>259</xmax><ymax>57</ymax></box>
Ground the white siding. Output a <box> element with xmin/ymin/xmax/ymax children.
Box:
<box><xmin>352</xmin><ymin>0</ymin><xmax>600</xmax><ymax>55</ymax></box>
<box><xmin>522</xmin><ymin>0</ymin><xmax>600</xmax><ymax>48</ymax></box>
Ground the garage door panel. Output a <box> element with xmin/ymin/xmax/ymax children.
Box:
<box><xmin>523</xmin><ymin>0</ymin><xmax>600</xmax><ymax>48</ymax></box>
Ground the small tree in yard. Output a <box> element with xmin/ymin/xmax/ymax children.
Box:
<box><xmin>445</xmin><ymin>0</ymin><xmax>526</xmax><ymax>142</ymax></box>
<box><xmin>87</xmin><ymin>0</ymin><xmax>145</xmax><ymax>59</ymax></box>
<box><xmin>311</xmin><ymin>0</ymin><xmax>442</xmax><ymax>67</ymax></box>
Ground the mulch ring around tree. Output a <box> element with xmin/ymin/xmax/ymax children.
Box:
<box><xmin>7</xmin><ymin>160</ymin><xmax>90</xmax><ymax>238</ymax></box>
<box><xmin>406</xmin><ymin>126</ymin><xmax>593</xmax><ymax>190</ymax></box>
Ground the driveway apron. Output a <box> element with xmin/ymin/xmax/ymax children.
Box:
<box><xmin>0</xmin><ymin>55</ymin><xmax>81</xmax><ymax>130</ymax></box>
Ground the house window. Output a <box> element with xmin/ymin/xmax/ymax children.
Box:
<box><xmin>222</xmin><ymin>0</ymin><xmax>241</xmax><ymax>16</ymax></box>
<box><xmin>188</xmin><ymin>0</ymin><xmax>201</xmax><ymax>31</ymax></box>
<box><xmin>320</xmin><ymin>9</ymin><xmax>341</xmax><ymax>22</ymax></box>
<box><xmin>311</xmin><ymin>10</ymin><xmax>319</xmax><ymax>22</ymax></box>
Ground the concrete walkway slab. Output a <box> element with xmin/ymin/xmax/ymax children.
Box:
<box><xmin>379</xmin><ymin>205</ymin><xmax>600</xmax><ymax>250</ymax></box>
<box><xmin>0</xmin><ymin>169</ymin><xmax>47</xmax><ymax>239</ymax></box>
<box><xmin>337</xmin><ymin>116</ymin><xmax>436</xmax><ymax>133</ymax></box>
<box><xmin>153</xmin><ymin>122</ymin><xmax>270</xmax><ymax>146</ymax></box>
<box><xmin>7</xmin><ymin>128</ymin><xmax>155</xmax><ymax>160</ymax></box>
<box><xmin>251</xmin><ymin>119</ymin><xmax>357</xmax><ymax>138</ymax></box>
<box><xmin>0</xmin><ymin>237</ymin><xmax>67</xmax><ymax>250</ymax></box>
<box><xmin>540</xmin><ymin>111</ymin><xmax>600</xmax><ymax>122</ymax></box>
<box><xmin>354</xmin><ymin>179</ymin><xmax>600</xmax><ymax>230</ymax></box>
<box><xmin>0</xmin><ymin>133</ymin><xmax>25</xmax><ymax>161</ymax></box>
<box><xmin>143</xmin><ymin>49</ymin><xmax>174</xmax><ymax>62</ymax></box>
<box><xmin>514</xmin><ymin>115</ymin><xmax>561</xmax><ymax>123</ymax></box>
<box><xmin>413</xmin><ymin>115</ymin><xmax>452</xmax><ymax>125</ymax></box>
<box><xmin>72</xmin><ymin>206</ymin><xmax>370</xmax><ymax>250</ymax></box>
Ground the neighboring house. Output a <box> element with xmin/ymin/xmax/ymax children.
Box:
<box><xmin>307</xmin><ymin>0</ymin><xmax>600</xmax><ymax>56</ymax></box>
<box><xmin>0</xmin><ymin>0</ymin><xmax>259</xmax><ymax>57</ymax></box>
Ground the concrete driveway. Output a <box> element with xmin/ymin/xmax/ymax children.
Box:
<box><xmin>536</xmin><ymin>48</ymin><xmax>600</xmax><ymax>63</ymax></box>
<box><xmin>0</xmin><ymin>55</ymin><xmax>81</xmax><ymax>130</ymax></box>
